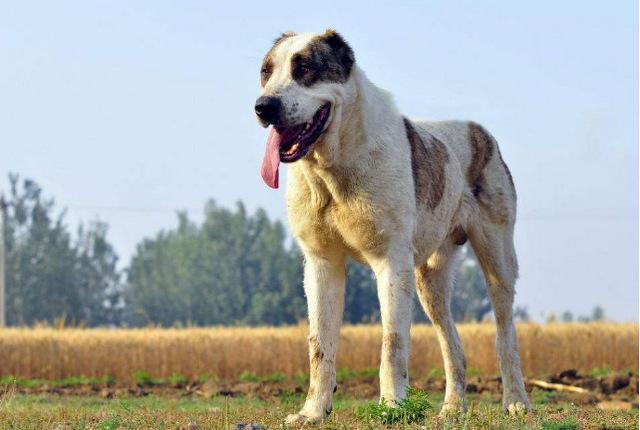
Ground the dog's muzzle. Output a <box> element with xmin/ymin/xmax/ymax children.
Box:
<box><xmin>255</xmin><ymin>96</ymin><xmax>282</xmax><ymax>125</ymax></box>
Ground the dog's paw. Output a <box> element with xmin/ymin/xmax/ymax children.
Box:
<box><xmin>438</xmin><ymin>399</ymin><xmax>467</xmax><ymax>418</ymax></box>
<box><xmin>284</xmin><ymin>413</ymin><xmax>323</xmax><ymax>426</ymax></box>
<box><xmin>505</xmin><ymin>401</ymin><xmax>529</xmax><ymax>415</ymax></box>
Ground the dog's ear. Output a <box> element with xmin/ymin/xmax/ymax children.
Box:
<box><xmin>322</xmin><ymin>29</ymin><xmax>355</xmax><ymax>76</ymax></box>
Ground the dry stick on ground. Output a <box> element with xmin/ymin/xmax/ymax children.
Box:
<box><xmin>527</xmin><ymin>379</ymin><xmax>592</xmax><ymax>394</ymax></box>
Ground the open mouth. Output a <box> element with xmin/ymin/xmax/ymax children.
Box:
<box><xmin>260</xmin><ymin>103</ymin><xmax>332</xmax><ymax>189</ymax></box>
<box><xmin>274</xmin><ymin>103</ymin><xmax>332</xmax><ymax>162</ymax></box>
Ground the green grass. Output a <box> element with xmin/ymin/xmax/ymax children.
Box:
<box><xmin>427</xmin><ymin>368</ymin><xmax>445</xmax><ymax>379</ymax></box>
<box><xmin>0</xmin><ymin>375</ymin><xmax>115</xmax><ymax>388</ymax></box>
<box><xmin>96</xmin><ymin>414</ymin><xmax>128</xmax><ymax>430</ymax></box>
<box><xmin>294</xmin><ymin>371</ymin><xmax>310</xmax><ymax>384</ymax></box>
<box><xmin>467</xmin><ymin>367</ymin><xmax>484</xmax><ymax>377</ymax></box>
<box><xmin>0</xmin><ymin>391</ymin><xmax>637</xmax><ymax>430</ymax></box>
<box><xmin>336</xmin><ymin>367</ymin><xmax>379</xmax><ymax>382</ymax></box>
<box><xmin>132</xmin><ymin>370</ymin><xmax>155</xmax><ymax>386</ymax></box>
<box><xmin>0</xmin><ymin>366</ymin><xmax>627</xmax><ymax>390</ymax></box>
<box><xmin>168</xmin><ymin>373</ymin><xmax>189</xmax><ymax>386</ymax></box>
<box><xmin>0</xmin><ymin>371</ymin><xmax>637</xmax><ymax>429</ymax></box>
<box><xmin>541</xmin><ymin>418</ymin><xmax>578</xmax><ymax>430</ymax></box>
<box><xmin>425</xmin><ymin>367</ymin><xmax>485</xmax><ymax>378</ymax></box>
<box><xmin>238</xmin><ymin>371</ymin><xmax>287</xmax><ymax>383</ymax></box>
<box><xmin>132</xmin><ymin>370</ymin><xmax>191</xmax><ymax>386</ymax></box>
<box><xmin>356</xmin><ymin>387</ymin><xmax>432</xmax><ymax>425</ymax></box>
<box><xmin>584</xmin><ymin>367</ymin><xmax>612</xmax><ymax>377</ymax></box>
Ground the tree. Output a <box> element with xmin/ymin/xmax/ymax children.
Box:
<box><xmin>3</xmin><ymin>174</ymin><xmax>121</xmax><ymax>326</ymax></box>
<box><xmin>126</xmin><ymin>201</ymin><xmax>306</xmax><ymax>326</ymax></box>
<box><xmin>514</xmin><ymin>306</ymin><xmax>531</xmax><ymax>322</ymax></box>
<box><xmin>343</xmin><ymin>246</ymin><xmax>494</xmax><ymax>324</ymax></box>
<box><xmin>74</xmin><ymin>222</ymin><xmax>124</xmax><ymax>324</ymax></box>
<box><xmin>575</xmin><ymin>306</ymin><xmax>606</xmax><ymax>323</ymax></box>
<box><xmin>450</xmin><ymin>247</ymin><xmax>492</xmax><ymax>322</ymax></box>
<box><xmin>127</xmin><ymin>202</ymin><xmax>394</xmax><ymax>326</ymax></box>
<box><xmin>561</xmin><ymin>310</ymin><xmax>574</xmax><ymax>323</ymax></box>
<box><xmin>343</xmin><ymin>260</ymin><xmax>379</xmax><ymax>323</ymax></box>
<box><xmin>591</xmin><ymin>305</ymin><xmax>605</xmax><ymax>322</ymax></box>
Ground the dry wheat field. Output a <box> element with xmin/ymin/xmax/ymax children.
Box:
<box><xmin>0</xmin><ymin>323</ymin><xmax>636</xmax><ymax>382</ymax></box>
<box><xmin>0</xmin><ymin>323</ymin><xmax>638</xmax><ymax>429</ymax></box>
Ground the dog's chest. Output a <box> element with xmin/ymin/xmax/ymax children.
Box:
<box><xmin>287</xmin><ymin>168</ymin><xmax>389</xmax><ymax>260</ymax></box>
<box><xmin>326</xmin><ymin>197</ymin><xmax>389</xmax><ymax>259</ymax></box>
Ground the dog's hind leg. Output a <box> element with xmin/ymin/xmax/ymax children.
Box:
<box><xmin>468</xmin><ymin>221</ymin><xmax>530</xmax><ymax>414</ymax></box>
<box><xmin>285</xmin><ymin>249</ymin><xmax>346</xmax><ymax>425</ymax></box>
<box><xmin>415</xmin><ymin>243</ymin><xmax>467</xmax><ymax>414</ymax></box>
<box><xmin>370</xmin><ymin>246</ymin><xmax>415</xmax><ymax>405</ymax></box>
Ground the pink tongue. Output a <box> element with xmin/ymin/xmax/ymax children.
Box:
<box><xmin>261</xmin><ymin>128</ymin><xmax>283</xmax><ymax>189</ymax></box>
<box><xmin>260</xmin><ymin>125</ymin><xmax>305</xmax><ymax>189</ymax></box>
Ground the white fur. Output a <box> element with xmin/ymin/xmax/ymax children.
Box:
<box><xmin>257</xmin><ymin>32</ymin><xmax>530</xmax><ymax>424</ymax></box>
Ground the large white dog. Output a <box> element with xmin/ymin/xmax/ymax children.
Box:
<box><xmin>254</xmin><ymin>29</ymin><xmax>529</xmax><ymax>424</ymax></box>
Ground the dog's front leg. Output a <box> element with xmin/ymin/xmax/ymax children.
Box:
<box><xmin>371</xmin><ymin>249</ymin><xmax>415</xmax><ymax>405</ymax></box>
<box><xmin>285</xmin><ymin>250</ymin><xmax>345</xmax><ymax>425</ymax></box>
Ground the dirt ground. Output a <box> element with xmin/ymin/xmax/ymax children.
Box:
<box><xmin>5</xmin><ymin>369</ymin><xmax>638</xmax><ymax>410</ymax></box>
<box><xmin>1</xmin><ymin>370</ymin><xmax>638</xmax><ymax>430</ymax></box>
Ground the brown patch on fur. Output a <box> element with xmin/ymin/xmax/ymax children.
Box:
<box><xmin>309</xmin><ymin>335</ymin><xmax>324</xmax><ymax>361</ymax></box>
<box><xmin>450</xmin><ymin>226</ymin><xmax>468</xmax><ymax>246</ymax></box>
<box><xmin>404</xmin><ymin>118</ymin><xmax>449</xmax><ymax>211</ymax></box>
<box><xmin>260</xmin><ymin>58</ymin><xmax>273</xmax><ymax>87</ymax></box>
<box><xmin>467</xmin><ymin>122</ymin><xmax>515</xmax><ymax>197</ymax></box>
<box><xmin>467</xmin><ymin>122</ymin><xmax>495</xmax><ymax>188</ymax></box>
<box><xmin>308</xmin><ymin>334</ymin><xmax>324</xmax><ymax>382</ymax></box>
<box><xmin>291</xmin><ymin>30</ymin><xmax>355</xmax><ymax>87</ymax></box>
<box><xmin>260</xmin><ymin>32</ymin><xmax>296</xmax><ymax>86</ymax></box>
<box><xmin>497</xmin><ymin>147</ymin><xmax>516</xmax><ymax>198</ymax></box>
<box><xmin>467</xmin><ymin>122</ymin><xmax>516</xmax><ymax>225</ymax></box>
<box><xmin>382</xmin><ymin>332</ymin><xmax>406</xmax><ymax>380</ymax></box>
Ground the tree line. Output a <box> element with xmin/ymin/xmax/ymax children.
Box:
<box><xmin>1</xmin><ymin>175</ymin><xmax>603</xmax><ymax>327</ymax></box>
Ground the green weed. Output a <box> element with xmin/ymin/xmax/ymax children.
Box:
<box><xmin>585</xmin><ymin>367</ymin><xmax>612</xmax><ymax>377</ymax></box>
<box><xmin>356</xmin><ymin>386</ymin><xmax>432</xmax><ymax>425</ymax></box>
<box><xmin>541</xmin><ymin>418</ymin><xmax>578</xmax><ymax>430</ymax></box>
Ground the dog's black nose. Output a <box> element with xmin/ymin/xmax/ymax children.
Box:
<box><xmin>255</xmin><ymin>96</ymin><xmax>282</xmax><ymax>124</ymax></box>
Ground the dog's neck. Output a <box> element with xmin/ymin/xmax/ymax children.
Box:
<box><xmin>328</xmin><ymin>66</ymin><xmax>399</xmax><ymax>167</ymax></box>
<box><xmin>292</xmin><ymin>66</ymin><xmax>403</xmax><ymax>202</ymax></box>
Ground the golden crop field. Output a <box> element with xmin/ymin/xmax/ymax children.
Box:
<box><xmin>0</xmin><ymin>323</ymin><xmax>636</xmax><ymax>383</ymax></box>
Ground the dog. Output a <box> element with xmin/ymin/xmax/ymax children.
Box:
<box><xmin>254</xmin><ymin>29</ymin><xmax>530</xmax><ymax>424</ymax></box>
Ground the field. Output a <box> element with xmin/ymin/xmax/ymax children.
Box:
<box><xmin>0</xmin><ymin>323</ymin><xmax>636</xmax><ymax>381</ymax></box>
<box><xmin>0</xmin><ymin>391</ymin><xmax>638</xmax><ymax>430</ymax></box>
<box><xmin>0</xmin><ymin>323</ymin><xmax>637</xmax><ymax>429</ymax></box>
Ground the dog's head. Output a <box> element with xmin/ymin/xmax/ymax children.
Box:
<box><xmin>255</xmin><ymin>30</ymin><xmax>355</xmax><ymax>188</ymax></box>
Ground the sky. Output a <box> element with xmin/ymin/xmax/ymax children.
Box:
<box><xmin>0</xmin><ymin>1</ymin><xmax>637</xmax><ymax>321</ymax></box>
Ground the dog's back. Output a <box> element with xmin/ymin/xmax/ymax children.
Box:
<box><xmin>409</xmin><ymin>119</ymin><xmax>527</xmax><ymax>413</ymax></box>
<box><xmin>413</xmin><ymin>119</ymin><xmax>517</xmax><ymax>229</ymax></box>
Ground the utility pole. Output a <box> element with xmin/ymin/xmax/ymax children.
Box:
<box><xmin>0</xmin><ymin>195</ymin><xmax>5</xmax><ymax>327</ymax></box>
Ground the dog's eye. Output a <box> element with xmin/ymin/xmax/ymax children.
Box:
<box><xmin>260</xmin><ymin>64</ymin><xmax>273</xmax><ymax>86</ymax></box>
<box><xmin>299</xmin><ymin>64</ymin><xmax>313</xmax><ymax>74</ymax></box>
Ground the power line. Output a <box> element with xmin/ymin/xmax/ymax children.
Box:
<box><xmin>63</xmin><ymin>204</ymin><xmax>636</xmax><ymax>221</ymax></box>
<box><xmin>66</xmin><ymin>204</ymin><xmax>202</xmax><ymax>215</ymax></box>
